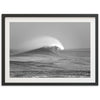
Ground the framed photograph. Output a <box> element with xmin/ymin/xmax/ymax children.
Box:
<box><xmin>2</xmin><ymin>14</ymin><xmax>98</xmax><ymax>85</ymax></box>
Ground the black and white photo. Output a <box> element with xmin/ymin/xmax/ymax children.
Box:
<box><xmin>2</xmin><ymin>14</ymin><xmax>98</xmax><ymax>85</ymax></box>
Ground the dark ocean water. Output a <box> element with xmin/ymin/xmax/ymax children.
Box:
<box><xmin>10</xmin><ymin>49</ymin><xmax>90</xmax><ymax>78</ymax></box>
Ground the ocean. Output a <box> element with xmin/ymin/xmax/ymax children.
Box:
<box><xmin>10</xmin><ymin>48</ymin><xmax>90</xmax><ymax>78</ymax></box>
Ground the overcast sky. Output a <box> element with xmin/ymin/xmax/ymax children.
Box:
<box><xmin>10</xmin><ymin>22</ymin><xmax>90</xmax><ymax>50</ymax></box>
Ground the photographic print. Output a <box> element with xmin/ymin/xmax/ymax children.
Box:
<box><xmin>2</xmin><ymin>14</ymin><xmax>98</xmax><ymax>85</ymax></box>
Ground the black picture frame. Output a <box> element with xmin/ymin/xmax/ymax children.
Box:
<box><xmin>2</xmin><ymin>14</ymin><xmax>98</xmax><ymax>86</ymax></box>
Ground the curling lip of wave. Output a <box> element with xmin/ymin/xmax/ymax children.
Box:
<box><xmin>13</xmin><ymin>36</ymin><xmax>64</xmax><ymax>52</ymax></box>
